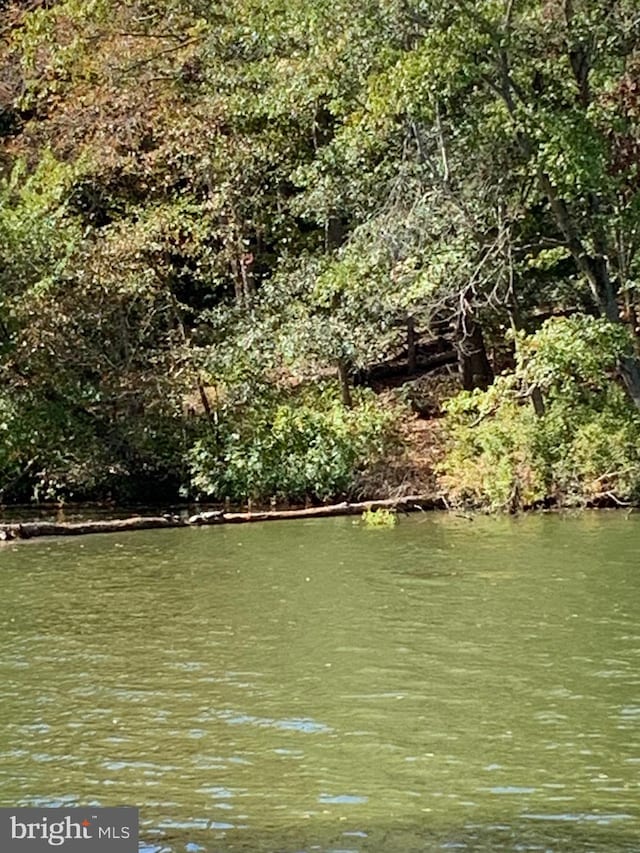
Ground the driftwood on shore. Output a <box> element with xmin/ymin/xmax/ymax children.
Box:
<box><xmin>0</xmin><ymin>495</ymin><xmax>443</xmax><ymax>542</ymax></box>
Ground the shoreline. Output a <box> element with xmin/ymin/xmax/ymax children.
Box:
<box><xmin>1</xmin><ymin>495</ymin><xmax>634</xmax><ymax>543</ymax></box>
<box><xmin>0</xmin><ymin>495</ymin><xmax>444</xmax><ymax>542</ymax></box>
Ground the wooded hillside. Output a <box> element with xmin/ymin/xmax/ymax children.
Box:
<box><xmin>2</xmin><ymin>0</ymin><xmax>640</xmax><ymax>509</ymax></box>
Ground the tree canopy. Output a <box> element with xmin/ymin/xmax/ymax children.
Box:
<box><xmin>2</xmin><ymin>0</ymin><xmax>640</xmax><ymax>508</ymax></box>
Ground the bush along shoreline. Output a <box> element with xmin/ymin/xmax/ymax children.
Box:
<box><xmin>439</xmin><ymin>317</ymin><xmax>640</xmax><ymax>513</ymax></box>
<box><xmin>4</xmin><ymin>314</ymin><xmax>640</xmax><ymax>516</ymax></box>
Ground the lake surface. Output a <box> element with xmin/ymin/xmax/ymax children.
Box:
<box><xmin>1</xmin><ymin>512</ymin><xmax>639</xmax><ymax>852</ymax></box>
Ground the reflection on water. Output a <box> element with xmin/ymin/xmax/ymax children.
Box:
<box><xmin>1</xmin><ymin>512</ymin><xmax>640</xmax><ymax>851</ymax></box>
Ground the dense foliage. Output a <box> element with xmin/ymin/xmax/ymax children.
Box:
<box><xmin>2</xmin><ymin>0</ymin><xmax>640</xmax><ymax>507</ymax></box>
<box><xmin>441</xmin><ymin>317</ymin><xmax>640</xmax><ymax>510</ymax></box>
<box><xmin>189</xmin><ymin>387</ymin><xmax>398</xmax><ymax>503</ymax></box>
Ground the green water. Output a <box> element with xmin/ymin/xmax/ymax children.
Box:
<box><xmin>1</xmin><ymin>513</ymin><xmax>639</xmax><ymax>852</ymax></box>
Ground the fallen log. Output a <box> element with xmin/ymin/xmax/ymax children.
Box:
<box><xmin>352</xmin><ymin>350</ymin><xmax>457</xmax><ymax>387</ymax></box>
<box><xmin>0</xmin><ymin>495</ymin><xmax>443</xmax><ymax>542</ymax></box>
<box><xmin>0</xmin><ymin>516</ymin><xmax>184</xmax><ymax>541</ymax></box>
<box><xmin>219</xmin><ymin>495</ymin><xmax>443</xmax><ymax>523</ymax></box>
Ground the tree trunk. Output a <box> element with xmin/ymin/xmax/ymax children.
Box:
<box><xmin>530</xmin><ymin>386</ymin><xmax>546</xmax><ymax>417</ymax></box>
<box><xmin>407</xmin><ymin>315</ymin><xmax>417</xmax><ymax>374</ymax></box>
<box><xmin>337</xmin><ymin>359</ymin><xmax>353</xmax><ymax>408</ymax></box>
<box><xmin>230</xmin><ymin>254</ymin><xmax>244</xmax><ymax>304</ymax></box>
<box><xmin>239</xmin><ymin>251</ymin><xmax>255</xmax><ymax>303</ymax></box>
<box><xmin>619</xmin><ymin>355</ymin><xmax>640</xmax><ymax>411</ymax></box>
<box><xmin>456</xmin><ymin>320</ymin><xmax>494</xmax><ymax>391</ymax></box>
<box><xmin>326</xmin><ymin>217</ymin><xmax>345</xmax><ymax>251</ymax></box>
<box><xmin>507</xmin><ymin>293</ymin><xmax>545</xmax><ymax>416</ymax></box>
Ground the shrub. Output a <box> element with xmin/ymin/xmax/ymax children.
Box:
<box><xmin>188</xmin><ymin>386</ymin><xmax>400</xmax><ymax>503</ymax></box>
<box><xmin>0</xmin><ymin>390</ymin><xmax>188</xmax><ymax>504</ymax></box>
<box><xmin>439</xmin><ymin>317</ymin><xmax>640</xmax><ymax>509</ymax></box>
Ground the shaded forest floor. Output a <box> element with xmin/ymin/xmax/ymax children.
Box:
<box><xmin>375</xmin><ymin>414</ymin><xmax>444</xmax><ymax>498</ymax></box>
<box><xmin>356</xmin><ymin>370</ymin><xmax>456</xmax><ymax>500</ymax></box>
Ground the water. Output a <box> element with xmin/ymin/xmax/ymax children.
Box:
<box><xmin>1</xmin><ymin>512</ymin><xmax>639</xmax><ymax>852</ymax></box>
